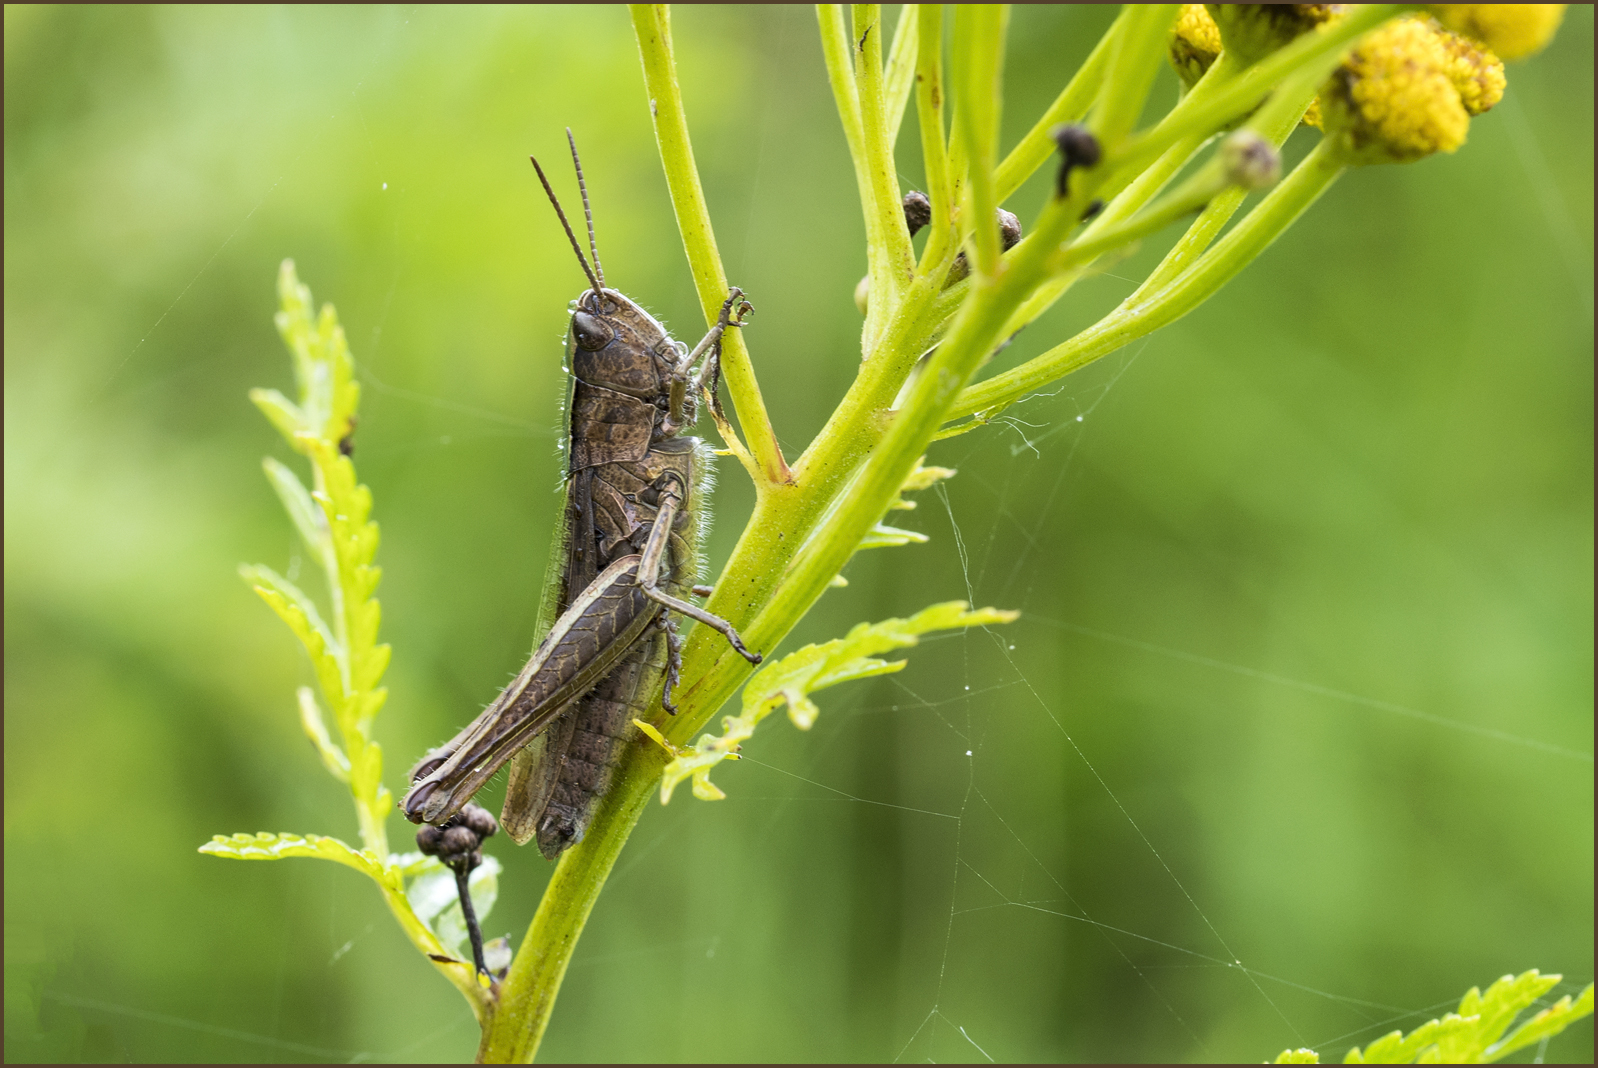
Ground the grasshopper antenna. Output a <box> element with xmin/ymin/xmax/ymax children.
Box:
<box><xmin>565</xmin><ymin>128</ymin><xmax>606</xmax><ymax>289</ymax></box>
<box><xmin>530</xmin><ymin>154</ymin><xmax>604</xmax><ymax>297</ymax></box>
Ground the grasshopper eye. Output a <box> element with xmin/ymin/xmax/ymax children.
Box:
<box><xmin>571</xmin><ymin>311</ymin><xmax>612</xmax><ymax>351</ymax></box>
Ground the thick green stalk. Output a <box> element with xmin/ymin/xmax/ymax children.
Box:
<box><xmin>951</xmin><ymin>4</ymin><xmax>1007</xmax><ymax>277</ymax></box>
<box><xmin>914</xmin><ymin>4</ymin><xmax>952</xmax><ymax>263</ymax></box>
<box><xmin>477</xmin><ymin>748</ymin><xmax>660</xmax><ymax>1061</ymax></box>
<box><xmin>1090</xmin><ymin>4</ymin><xmax>1181</xmax><ymax>147</ymax></box>
<box><xmin>854</xmin><ymin>3</ymin><xmax>917</xmax><ymax>343</ymax></box>
<box><xmin>881</xmin><ymin>4</ymin><xmax>920</xmax><ymax>148</ymax></box>
<box><xmin>631</xmin><ymin>5</ymin><xmax>789</xmax><ymax>485</ymax></box>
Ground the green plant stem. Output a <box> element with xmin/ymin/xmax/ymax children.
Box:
<box><xmin>630</xmin><ymin>4</ymin><xmax>789</xmax><ymax>486</ymax></box>
<box><xmin>951</xmin><ymin>4</ymin><xmax>1007</xmax><ymax>277</ymax></box>
<box><xmin>881</xmin><ymin>3</ymin><xmax>920</xmax><ymax>148</ymax></box>
<box><xmin>477</xmin><ymin>749</ymin><xmax>659</xmax><ymax>1061</ymax></box>
<box><xmin>1131</xmin><ymin>48</ymin><xmax>1328</xmax><ymax>301</ymax></box>
<box><xmin>913</xmin><ymin>4</ymin><xmax>953</xmax><ymax>264</ymax></box>
<box><xmin>383</xmin><ymin>880</ymin><xmax>494</xmax><ymax>1022</ymax></box>
<box><xmin>926</xmin><ymin>122</ymin><xmax>1212</xmax><ymax>338</ymax></box>
<box><xmin>994</xmin><ymin>6</ymin><xmax>1123</xmax><ymax>202</ymax></box>
<box><xmin>949</xmin><ymin>137</ymin><xmax>1346</xmax><ymax>421</ymax></box>
<box><xmin>1090</xmin><ymin>4</ymin><xmax>1181</xmax><ymax>147</ymax></box>
<box><xmin>853</xmin><ymin>4</ymin><xmax>917</xmax><ymax>341</ymax></box>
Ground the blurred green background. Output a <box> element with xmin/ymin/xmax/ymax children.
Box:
<box><xmin>5</xmin><ymin>5</ymin><xmax>1591</xmax><ymax>1063</ymax></box>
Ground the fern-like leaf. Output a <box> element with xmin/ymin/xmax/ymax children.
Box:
<box><xmin>1272</xmin><ymin>969</ymin><xmax>1593</xmax><ymax>1064</ymax></box>
<box><xmin>639</xmin><ymin>601</ymin><xmax>1018</xmax><ymax>802</ymax></box>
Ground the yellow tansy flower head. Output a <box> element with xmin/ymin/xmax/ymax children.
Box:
<box><xmin>1435</xmin><ymin>29</ymin><xmax>1507</xmax><ymax>115</ymax></box>
<box><xmin>1428</xmin><ymin>4</ymin><xmax>1566</xmax><ymax>60</ymax></box>
<box><xmin>1318</xmin><ymin>16</ymin><xmax>1505</xmax><ymax>166</ymax></box>
<box><xmin>1170</xmin><ymin>4</ymin><xmax>1223</xmax><ymax>90</ymax></box>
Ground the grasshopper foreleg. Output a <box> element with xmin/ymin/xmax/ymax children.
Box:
<box><xmin>666</xmin><ymin>288</ymin><xmax>753</xmax><ymax>431</ymax></box>
<box><xmin>691</xmin><ymin>584</ymin><xmax>714</xmax><ymax>598</ymax></box>
<box><xmin>636</xmin><ymin>478</ymin><xmax>762</xmax><ymax>667</ymax></box>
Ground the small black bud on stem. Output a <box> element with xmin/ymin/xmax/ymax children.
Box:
<box><xmin>1051</xmin><ymin>124</ymin><xmax>1101</xmax><ymax>198</ymax></box>
<box><xmin>413</xmin><ymin>801</ymin><xmax>500</xmax><ymax>979</ymax></box>
<box><xmin>902</xmin><ymin>191</ymin><xmax>932</xmax><ymax>237</ymax></box>
<box><xmin>997</xmin><ymin>208</ymin><xmax>1022</xmax><ymax>252</ymax></box>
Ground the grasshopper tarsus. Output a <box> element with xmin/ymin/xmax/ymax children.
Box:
<box><xmin>659</xmin><ymin>616</ymin><xmax>682</xmax><ymax>714</ymax></box>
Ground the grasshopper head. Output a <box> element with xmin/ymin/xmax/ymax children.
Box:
<box><xmin>567</xmin><ymin>287</ymin><xmax>680</xmax><ymax>401</ymax></box>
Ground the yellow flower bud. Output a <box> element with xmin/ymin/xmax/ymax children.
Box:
<box><xmin>1434</xmin><ymin>27</ymin><xmax>1507</xmax><ymax>115</ymax></box>
<box><xmin>1319</xmin><ymin>17</ymin><xmax>1475</xmax><ymax>165</ymax></box>
<box><xmin>1169</xmin><ymin>4</ymin><xmax>1223</xmax><ymax>90</ymax></box>
<box><xmin>1428</xmin><ymin>4</ymin><xmax>1566</xmax><ymax>61</ymax></box>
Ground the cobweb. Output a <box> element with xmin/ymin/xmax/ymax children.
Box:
<box><xmin>56</xmin><ymin>8</ymin><xmax>1592</xmax><ymax>1062</ymax></box>
<box><xmin>84</xmin><ymin>253</ymin><xmax>1590</xmax><ymax>1066</ymax></box>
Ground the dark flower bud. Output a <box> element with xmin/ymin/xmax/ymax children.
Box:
<box><xmin>442</xmin><ymin>824</ymin><xmax>479</xmax><ymax>857</ymax></box>
<box><xmin>902</xmin><ymin>191</ymin><xmax>933</xmax><ymax>237</ymax></box>
<box><xmin>1051</xmin><ymin>124</ymin><xmax>1101</xmax><ymax>197</ymax></box>
<box><xmin>463</xmin><ymin>803</ymin><xmax>499</xmax><ymax>839</ymax></box>
<box><xmin>997</xmin><ymin>209</ymin><xmax>1022</xmax><ymax>252</ymax></box>
<box><xmin>415</xmin><ymin>824</ymin><xmax>444</xmax><ymax>856</ymax></box>
<box><xmin>1221</xmin><ymin>131</ymin><xmax>1281</xmax><ymax>189</ymax></box>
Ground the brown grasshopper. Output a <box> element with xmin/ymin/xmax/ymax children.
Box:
<box><xmin>402</xmin><ymin>132</ymin><xmax>760</xmax><ymax>863</ymax></box>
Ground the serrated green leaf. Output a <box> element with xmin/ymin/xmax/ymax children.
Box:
<box><xmin>262</xmin><ymin>457</ymin><xmax>330</xmax><ymax>560</ymax></box>
<box><xmin>248</xmin><ymin>264</ymin><xmax>499</xmax><ymax>1013</ymax></box>
<box><xmin>249</xmin><ymin>388</ymin><xmax>307</xmax><ymax>448</ymax></box>
<box><xmin>199</xmin><ymin>831</ymin><xmax>388</xmax><ymax>884</ymax></box>
<box><xmin>356</xmin><ymin>643</ymin><xmax>391</xmax><ymax>694</ymax></box>
<box><xmin>1352</xmin><ymin>1014</ymin><xmax>1476</xmax><ymax>1063</ymax></box>
<box><xmin>242</xmin><ymin>564</ymin><xmax>347</xmax><ymax>698</ymax></box>
<box><xmin>856</xmin><ymin>522</ymin><xmax>930</xmax><ymax>550</ymax></box>
<box><xmin>297</xmin><ymin>687</ymin><xmax>350</xmax><ymax>782</ymax></box>
<box><xmin>1457</xmin><ymin>970</ymin><xmax>1562</xmax><ymax>1055</ymax></box>
<box><xmin>643</xmin><ymin>601</ymin><xmax>1018</xmax><ymax>803</ymax></box>
<box><xmin>1275</xmin><ymin>1049</ymin><xmax>1320</xmax><ymax>1064</ymax></box>
<box><xmin>1489</xmin><ymin>982</ymin><xmax>1594</xmax><ymax>1060</ymax></box>
<box><xmin>1332</xmin><ymin>969</ymin><xmax>1586</xmax><ymax>1064</ymax></box>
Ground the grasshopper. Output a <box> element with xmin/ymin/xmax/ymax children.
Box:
<box><xmin>403</xmin><ymin>131</ymin><xmax>761</xmax><ymax>862</ymax></box>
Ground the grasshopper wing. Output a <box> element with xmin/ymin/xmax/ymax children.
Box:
<box><xmin>403</xmin><ymin>554</ymin><xmax>661</xmax><ymax>826</ymax></box>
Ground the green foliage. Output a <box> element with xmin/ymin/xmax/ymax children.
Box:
<box><xmin>1272</xmin><ymin>970</ymin><xmax>1595</xmax><ymax>1064</ymax></box>
<box><xmin>199</xmin><ymin>262</ymin><xmax>495</xmax><ymax>1018</ymax></box>
<box><xmin>638</xmin><ymin>602</ymin><xmax>1019</xmax><ymax>803</ymax></box>
<box><xmin>199</xmin><ymin>831</ymin><xmax>388</xmax><ymax>881</ymax></box>
<box><xmin>4</xmin><ymin>4</ymin><xmax>1589</xmax><ymax>1063</ymax></box>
